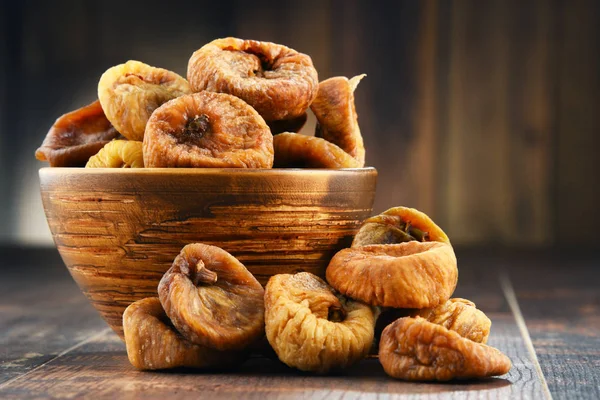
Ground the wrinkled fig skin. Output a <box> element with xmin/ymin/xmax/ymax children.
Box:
<box><xmin>273</xmin><ymin>132</ymin><xmax>360</xmax><ymax>168</ymax></box>
<box><xmin>326</xmin><ymin>242</ymin><xmax>458</xmax><ymax>308</ymax></box>
<box><xmin>188</xmin><ymin>37</ymin><xmax>319</xmax><ymax>121</ymax></box>
<box><xmin>35</xmin><ymin>100</ymin><xmax>120</xmax><ymax>167</ymax></box>
<box><xmin>352</xmin><ymin>206</ymin><xmax>451</xmax><ymax>247</ymax></box>
<box><xmin>379</xmin><ymin>317</ymin><xmax>511</xmax><ymax>381</ymax></box>
<box><xmin>143</xmin><ymin>92</ymin><xmax>274</xmax><ymax>168</ymax></box>
<box><xmin>158</xmin><ymin>243</ymin><xmax>265</xmax><ymax>351</ymax></box>
<box><xmin>98</xmin><ymin>60</ymin><xmax>191</xmax><ymax>141</ymax></box>
<box><xmin>267</xmin><ymin>113</ymin><xmax>308</xmax><ymax>135</ymax></box>
<box><xmin>311</xmin><ymin>75</ymin><xmax>366</xmax><ymax>166</ymax></box>
<box><xmin>411</xmin><ymin>298</ymin><xmax>491</xmax><ymax>344</ymax></box>
<box><xmin>123</xmin><ymin>298</ymin><xmax>243</xmax><ymax>370</ymax></box>
<box><xmin>85</xmin><ymin>140</ymin><xmax>144</xmax><ymax>168</ymax></box>
<box><xmin>264</xmin><ymin>272</ymin><xmax>376</xmax><ymax>373</ymax></box>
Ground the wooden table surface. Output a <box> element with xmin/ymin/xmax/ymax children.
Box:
<box><xmin>0</xmin><ymin>247</ymin><xmax>598</xmax><ymax>399</ymax></box>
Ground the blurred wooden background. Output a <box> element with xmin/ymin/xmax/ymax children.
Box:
<box><xmin>1</xmin><ymin>0</ymin><xmax>599</xmax><ymax>246</ymax></box>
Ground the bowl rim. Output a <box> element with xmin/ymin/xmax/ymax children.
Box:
<box><xmin>39</xmin><ymin>167</ymin><xmax>377</xmax><ymax>178</ymax></box>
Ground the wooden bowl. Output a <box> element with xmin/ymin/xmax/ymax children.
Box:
<box><xmin>39</xmin><ymin>167</ymin><xmax>377</xmax><ymax>338</ymax></box>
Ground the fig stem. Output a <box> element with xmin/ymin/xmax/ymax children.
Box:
<box><xmin>192</xmin><ymin>260</ymin><xmax>218</xmax><ymax>285</ymax></box>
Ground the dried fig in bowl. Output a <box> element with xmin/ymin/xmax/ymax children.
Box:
<box><xmin>158</xmin><ymin>243</ymin><xmax>265</xmax><ymax>351</ymax></box>
<box><xmin>188</xmin><ymin>37</ymin><xmax>318</xmax><ymax>121</ymax></box>
<box><xmin>85</xmin><ymin>140</ymin><xmax>144</xmax><ymax>168</ymax></box>
<box><xmin>123</xmin><ymin>297</ymin><xmax>243</xmax><ymax>370</ymax></box>
<box><xmin>352</xmin><ymin>206</ymin><xmax>450</xmax><ymax>247</ymax></box>
<box><xmin>273</xmin><ymin>132</ymin><xmax>360</xmax><ymax>168</ymax></box>
<box><xmin>35</xmin><ymin>100</ymin><xmax>120</xmax><ymax>167</ymax></box>
<box><xmin>143</xmin><ymin>92</ymin><xmax>274</xmax><ymax>168</ymax></box>
<box><xmin>264</xmin><ymin>272</ymin><xmax>377</xmax><ymax>373</ymax></box>
<box><xmin>98</xmin><ymin>60</ymin><xmax>191</xmax><ymax>141</ymax></box>
<box><xmin>379</xmin><ymin>317</ymin><xmax>511</xmax><ymax>381</ymax></box>
<box><xmin>326</xmin><ymin>242</ymin><xmax>458</xmax><ymax>308</ymax></box>
<box><xmin>311</xmin><ymin>74</ymin><xmax>366</xmax><ymax>166</ymax></box>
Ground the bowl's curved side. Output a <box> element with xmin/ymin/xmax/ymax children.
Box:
<box><xmin>40</xmin><ymin>168</ymin><xmax>377</xmax><ymax>338</ymax></box>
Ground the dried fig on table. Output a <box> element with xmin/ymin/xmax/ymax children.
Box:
<box><xmin>264</xmin><ymin>272</ymin><xmax>377</xmax><ymax>373</ymax></box>
<box><xmin>410</xmin><ymin>298</ymin><xmax>491</xmax><ymax>344</ymax></box>
<box><xmin>35</xmin><ymin>100</ymin><xmax>120</xmax><ymax>167</ymax></box>
<box><xmin>158</xmin><ymin>243</ymin><xmax>265</xmax><ymax>351</ymax></box>
<box><xmin>187</xmin><ymin>37</ymin><xmax>319</xmax><ymax>121</ymax></box>
<box><xmin>311</xmin><ymin>74</ymin><xmax>366</xmax><ymax>166</ymax></box>
<box><xmin>266</xmin><ymin>113</ymin><xmax>308</xmax><ymax>135</ymax></box>
<box><xmin>379</xmin><ymin>317</ymin><xmax>511</xmax><ymax>381</ymax></box>
<box><xmin>123</xmin><ymin>298</ymin><xmax>243</xmax><ymax>370</ymax></box>
<box><xmin>352</xmin><ymin>206</ymin><xmax>450</xmax><ymax>247</ymax></box>
<box><xmin>85</xmin><ymin>140</ymin><xmax>144</xmax><ymax>168</ymax></box>
<box><xmin>98</xmin><ymin>60</ymin><xmax>191</xmax><ymax>141</ymax></box>
<box><xmin>143</xmin><ymin>92</ymin><xmax>274</xmax><ymax>168</ymax></box>
<box><xmin>273</xmin><ymin>132</ymin><xmax>360</xmax><ymax>168</ymax></box>
<box><xmin>326</xmin><ymin>242</ymin><xmax>458</xmax><ymax>308</ymax></box>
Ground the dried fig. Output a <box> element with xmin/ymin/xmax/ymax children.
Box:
<box><xmin>379</xmin><ymin>317</ymin><xmax>511</xmax><ymax>381</ymax></box>
<box><xmin>311</xmin><ymin>74</ymin><xmax>366</xmax><ymax>166</ymax></box>
<box><xmin>35</xmin><ymin>100</ymin><xmax>120</xmax><ymax>167</ymax></box>
<box><xmin>158</xmin><ymin>243</ymin><xmax>265</xmax><ymax>351</ymax></box>
<box><xmin>410</xmin><ymin>298</ymin><xmax>491</xmax><ymax>344</ymax></box>
<box><xmin>326</xmin><ymin>242</ymin><xmax>458</xmax><ymax>308</ymax></box>
<box><xmin>352</xmin><ymin>206</ymin><xmax>450</xmax><ymax>247</ymax></box>
<box><xmin>187</xmin><ymin>37</ymin><xmax>319</xmax><ymax>121</ymax></box>
<box><xmin>143</xmin><ymin>92</ymin><xmax>274</xmax><ymax>168</ymax></box>
<box><xmin>267</xmin><ymin>113</ymin><xmax>308</xmax><ymax>135</ymax></box>
<box><xmin>264</xmin><ymin>272</ymin><xmax>376</xmax><ymax>373</ymax></box>
<box><xmin>273</xmin><ymin>132</ymin><xmax>360</xmax><ymax>168</ymax></box>
<box><xmin>98</xmin><ymin>60</ymin><xmax>191</xmax><ymax>141</ymax></box>
<box><xmin>85</xmin><ymin>140</ymin><xmax>144</xmax><ymax>168</ymax></box>
<box><xmin>123</xmin><ymin>297</ymin><xmax>243</xmax><ymax>370</ymax></box>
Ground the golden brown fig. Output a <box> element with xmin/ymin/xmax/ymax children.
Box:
<box><xmin>85</xmin><ymin>140</ymin><xmax>144</xmax><ymax>168</ymax></box>
<box><xmin>352</xmin><ymin>206</ymin><xmax>450</xmax><ymax>247</ymax></box>
<box><xmin>158</xmin><ymin>243</ymin><xmax>265</xmax><ymax>351</ymax></box>
<box><xmin>187</xmin><ymin>37</ymin><xmax>319</xmax><ymax>121</ymax></box>
<box><xmin>143</xmin><ymin>92</ymin><xmax>274</xmax><ymax>168</ymax></box>
<box><xmin>410</xmin><ymin>298</ymin><xmax>491</xmax><ymax>344</ymax></box>
<box><xmin>326</xmin><ymin>242</ymin><xmax>458</xmax><ymax>308</ymax></box>
<box><xmin>98</xmin><ymin>60</ymin><xmax>191</xmax><ymax>141</ymax></box>
<box><xmin>311</xmin><ymin>74</ymin><xmax>366</xmax><ymax>166</ymax></box>
<box><xmin>265</xmin><ymin>272</ymin><xmax>377</xmax><ymax>373</ymax></box>
<box><xmin>267</xmin><ymin>113</ymin><xmax>308</xmax><ymax>135</ymax></box>
<box><xmin>35</xmin><ymin>100</ymin><xmax>119</xmax><ymax>167</ymax></box>
<box><xmin>379</xmin><ymin>317</ymin><xmax>511</xmax><ymax>381</ymax></box>
<box><xmin>122</xmin><ymin>298</ymin><xmax>243</xmax><ymax>370</ymax></box>
<box><xmin>273</xmin><ymin>132</ymin><xmax>360</xmax><ymax>168</ymax></box>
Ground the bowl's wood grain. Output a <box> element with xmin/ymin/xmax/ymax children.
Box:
<box><xmin>40</xmin><ymin>168</ymin><xmax>377</xmax><ymax>338</ymax></box>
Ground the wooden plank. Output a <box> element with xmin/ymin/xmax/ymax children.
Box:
<box><xmin>0</xmin><ymin>248</ymin><xmax>549</xmax><ymax>399</ymax></box>
<box><xmin>0</xmin><ymin>248</ymin><xmax>108</xmax><ymax>384</ymax></box>
<box><xmin>504</xmin><ymin>250</ymin><xmax>600</xmax><ymax>400</ymax></box>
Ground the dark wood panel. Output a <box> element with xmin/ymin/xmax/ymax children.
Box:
<box><xmin>555</xmin><ymin>0</ymin><xmax>600</xmax><ymax>245</ymax></box>
<box><xmin>2</xmin><ymin>0</ymin><xmax>600</xmax><ymax>245</ymax></box>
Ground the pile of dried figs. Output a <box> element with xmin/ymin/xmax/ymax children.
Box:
<box><xmin>35</xmin><ymin>37</ymin><xmax>512</xmax><ymax>380</ymax></box>
<box><xmin>36</xmin><ymin>37</ymin><xmax>365</xmax><ymax>169</ymax></box>
<box><xmin>124</xmin><ymin>206</ymin><xmax>511</xmax><ymax>381</ymax></box>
